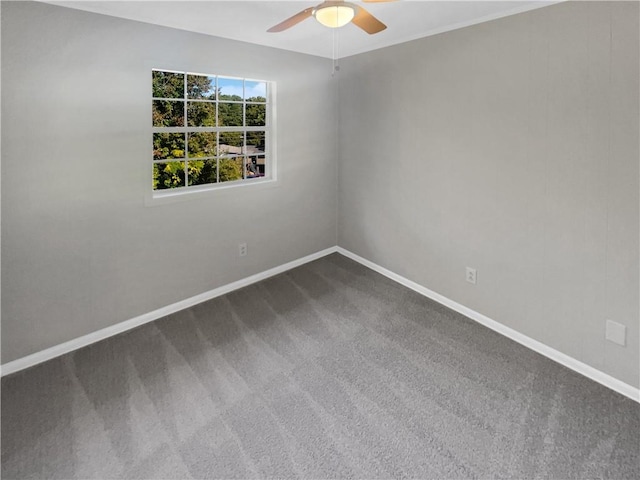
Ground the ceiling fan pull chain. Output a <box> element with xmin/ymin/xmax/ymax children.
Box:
<box><xmin>332</xmin><ymin>28</ymin><xmax>340</xmax><ymax>76</ymax></box>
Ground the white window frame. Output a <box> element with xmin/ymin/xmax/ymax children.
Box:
<box><xmin>150</xmin><ymin>69</ymin><xmax>276</xmax><ymax>201</ymax></box>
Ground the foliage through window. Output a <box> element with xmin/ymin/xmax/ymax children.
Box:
<box><xmin>152</xmin><ymin>70</ymin><xmax>270</xmax><ymax>191</ymax></box>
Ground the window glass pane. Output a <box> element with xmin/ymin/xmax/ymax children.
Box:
<box><xmin>246</xmin><ymin>103</ymin><xmax>266</xmax><ymax>127</ymax></box>
<box><xmin>218</xmin><ymin>157</ymin><xmax>243</xmax><ymax>183</ymax></box>
<box><xmin>152</xmin><ymin>70</ymin><xmax>270</xmax><ymax>193</ymax></box>
<box><xmin>188</xmin><ymin>159</ymin><xmax>218</xmax><ymax>186</ymax></box>
<box><xmin>153</xmin><ymin>161</ymin><xmax>185</xmax><ymax>190</ymax></box>
<box><xmin>246</xmin><ymin>156</ymin><xmax>265</xmax><ymax>178</ymax></box>
<box><xmin>187</xmin><ymin>74</ymin><xmax>216</xmax><ymax>100</ymax></box>
<box><xmin>152</xmin><ymin>100</ymin><xmax>184</xmax><ymax>127</ymax></box>
<box><xmin>153</xmin><ymin>133</ymin><xmax>185</xmax><ymax>160</ymax></box>
<box><xmin>218</xmin><ymin>77</ymin><xmax>244</xmax><ymax>101</ymax></box>
<box><xmin>244</xmin><ymin>81</ymin><xmax>267</xmax><ymax>102</ymax></box>
<box><xmin>152</xmin><ymin>71</ymin><xmax>184</xmax><ymax>99</ymax></box>
<box><xmin>219</xmin><ymin>132</ymin><xmax>243</xmax><ymax>157</ymax></box>
<box><xmin>187</xmin><ymin>102</ymin><xmax>216</xmax><ymax>127</ymax></box>
<box><xmin>218</xmin><ymin>103</ymin><xmax>243</xmax><ymax>127</ymax></box>
<box><xmin>187</xmin><ymin>132</ymin><xmax>217</xmax><ymax>158</ymax></box>
<box><xmin>246</xmin><ymin>131</ymin><xmax>265</xmax><ymax>153</ymax></box>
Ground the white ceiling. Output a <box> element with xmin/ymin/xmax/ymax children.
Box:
<box><xmin>46</xmin><ymin>0</ymin><xmax>558</xmax><ymax>59</ymax></box>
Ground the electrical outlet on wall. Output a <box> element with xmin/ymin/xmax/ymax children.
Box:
<box><xmin>239</xmin><ymin>242</ymin><xmax>247</xmax><ymax>257</ymax></box>
<box><xmin>605</xmin><ymin>320</ymin><xmax>626</xmax><ymax>346</ymax></box>
<box><xmin>466</xmin><ymin>267</ymin><xmax>477</xmax><ymax>285</ymax></box>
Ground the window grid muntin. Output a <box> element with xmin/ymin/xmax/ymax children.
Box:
<box><xmin>152</xmin><ymin>69</ymin><xmax>270</xmax><ymax>192</ymax></box>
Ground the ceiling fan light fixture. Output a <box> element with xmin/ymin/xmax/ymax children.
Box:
<box><xmin>314</xmin><ymin>4</ymin><xmax>355</xmax><ymax>29</ymax></box>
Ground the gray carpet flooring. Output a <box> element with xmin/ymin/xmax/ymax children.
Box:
<box><xmin>2</xmin><ymin>253</ymin><xmax>639</xmax><ymax>479</ymax></box>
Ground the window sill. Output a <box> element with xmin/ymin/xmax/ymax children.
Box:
<box><xmin>145</xmin><ymin>177</ymin><xmax>278</xmax><ymax>206</ymax></box>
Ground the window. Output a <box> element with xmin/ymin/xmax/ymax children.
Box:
<box><xmin>152</xmin><ymin>70</ymin><xmax>271</xmax><ymax>193</ymax></box>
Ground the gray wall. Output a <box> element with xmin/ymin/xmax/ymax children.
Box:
<box><xmin>1</xmin><ymin>1</ymin><xmax>338</xmax><ymax>362</ymax></box>
<box><xmin>3</xmin><ymin>1</ymin><xmax>639</xmax><ymax>391</ymax></box>
<box><xmin>338</xmin><ymin>1</ymin><xmax>639</xmax><ymax>387</ymax></box>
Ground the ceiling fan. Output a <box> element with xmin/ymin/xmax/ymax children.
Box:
<box><xmin>268</xmin><ymin>0</ymin><xmax>396</xmax><ymax>35</ymax></box>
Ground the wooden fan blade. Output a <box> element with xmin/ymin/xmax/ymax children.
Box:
<box><xmin>267</xmin><ymin>7</ymin><xmax>313</xmax><ymax>33</ymax></box>
<box><xmin>352</xmin><ymin>6</ymin><xmax>387</xmax><ymax>34</ymax></box>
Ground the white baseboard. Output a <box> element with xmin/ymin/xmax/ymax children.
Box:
<box><xmin>1</xmin><ymin>246</ymin><xmax>338</xmax><ymax>377</ymax></box>
<box><xmin>4</xmin><ymin>244</ymin><xmax>639</xmax><ymax>405</ymax></box>
<box><xmin>336</xmin><ymin>247</ymin><xmax>640</xmax><ymax>404</ymax></box>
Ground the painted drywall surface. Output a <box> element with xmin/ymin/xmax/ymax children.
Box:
<box><xmin>1</xmin><ymin>2</ymin><xmax>338</xmax><ymax>363</ymax></box>
<box><xmin>338</xmin><ymin>1</ymin><xmax>639</xmax><ymax>387</ymax></box>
